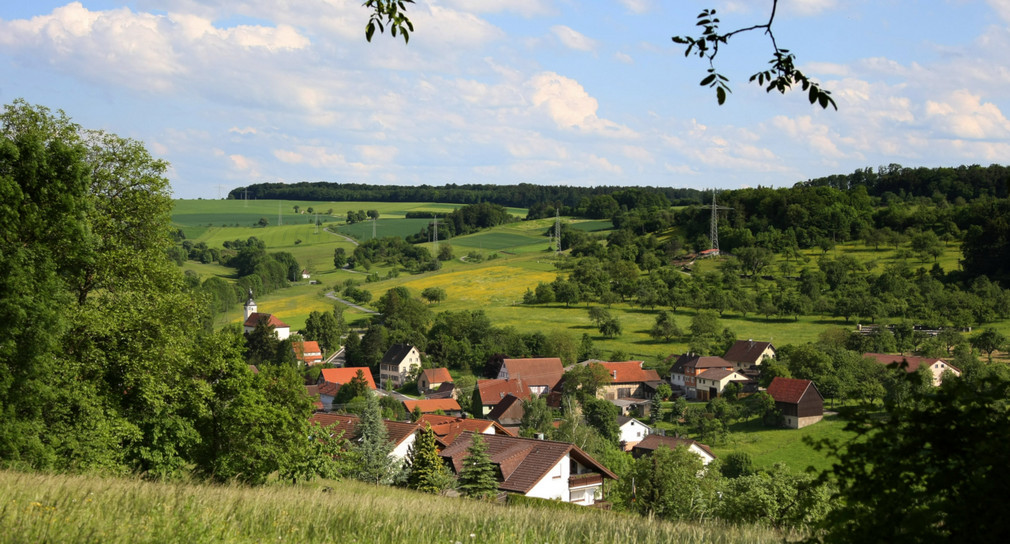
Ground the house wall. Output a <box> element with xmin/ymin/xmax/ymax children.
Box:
<box><xmin>390</xmin><ymin>432</ymin><xmax>416</xmax><ymax>461</ymax></box>
<box><xmin>525</xmin><ymin>455</ymin><xmax>570</xmax><ymax>502</ymax></box>
<box><xmin>796</xmin><ymin>391</ymin><xmax>824</xmax><ymax>419</ymax></box>
<box><xmin>380</xmin><ymin>347</ymin><xmax>421</xmax><ymax>388</ymax></box>
<box><xmin>276</xmin><ymin>327</ymin><xmax>290</xmax><ymax>341</ymax></box>
<box><xmin>619</xmin><ymin>420</ymin><xmax>650</xmax><ymax>449</ymax></box>
<box><xmin>599</xmin><ymin>383</ymin><xmax>645</xmax><ymax>400</ymax></box>
<box><xmin>688</xmin><ymin>444</ymin><xmax>716</xmax><ymax>465</ymax></box>
<box><xmin>784</xmin><ymin>414</ymin><xmax>823</xmax><ymax>429</ymax></box>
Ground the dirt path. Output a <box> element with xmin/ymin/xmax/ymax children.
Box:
<box><xmin>325</xmin><ymin>291</ymin><xmax>377</xmax><ymax>314</ymax></box>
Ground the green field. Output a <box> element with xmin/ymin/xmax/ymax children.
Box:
<box><xmin>0</xmin><ymin>470</ymin><xmax>787</xmax><ymax>544</ymax></box>
<box><xmin>707</xmin><ymin>414</ymin><xmax>854</xmax><ymax>474</ymax></box>
<box><xmin>334</xmin><ymin>218</ymin><xmax>431</xmax><ymax>241</ymax></box>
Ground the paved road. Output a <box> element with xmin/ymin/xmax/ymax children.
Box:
<box><xmin>325</xmin><ymin>291</ymin><xmax>377</xmax><ymax>314</ymax></box>
<box><xmin>324</xmin><ymin>227</ymin><xmax>359</xmax><ymax>246</ymax></box>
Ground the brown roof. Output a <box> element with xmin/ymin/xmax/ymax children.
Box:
<box><xmin>305</xmin><ymin>384</ymin><xmax>320</xmax><ymax>397</ymax></box>
<box><xmin>416</xmin><ymin>415</ymin><xmax>513</xmax><ymax>445</ymax></box>
<box><xmin>723</xmin><ymin>340</ymin><xmax>774</xmax><ymax>365</ymax></box>
<box><xmin>501</xmin><ymin>358</ymin><xmax>564</xmax><ymax>389</ymax></box>
<box><xmin>476</xmin><ymin>379</ymin><xmax>532</xmax><ymax>406</ymax></box>
<box><xmin>243</xmin><ymin>312</ymin><xmax>290</xmax><ymax>329</ymax></box>
<box><xmin>320</xmin><ymin>367</ymin><xmax>377</xmax><ymax>389</ymax></box>
<box><xmin>486</xmin><ymin>393</ymin><xmax>525</xmax><ymax>424</ymax></box>
<box><xmin>420</xmin><ymin>368</ymin><xmax>453</xmax><ymax>384</ymax></box>
<box><xmin>440</xmin><ymin>432</ymin><xmax>617</xmax><ymax>494</ymax></box>
<box><xmin>862</xmin><ymin>353</ymin><xmax>961</xmax><ymax>374</ymax></box>
<box><xmin>402</xmin><ymin>398</ymin><xmax>462</xmax><ymax>414</ymax></box>
<box><xmin>766</xmin><ymin>377</ymin><xmax>820</xmax><ymax>405</ymax></box>
<box><xmin>309</xmin><ymin>413</ymin><xmax>419</xmax><ymax>447</ymax></box>
<box><xmin>427</xmin><ymin>381</ymin><xmax>456</xmax><ymax>399</ymax></box>
<box><xmin>596</xmin><ymin>361</ymin><xmax>661</xmax><ymax>384</ymax></box>
<box><xmin>696</xmin><ymin>368</ymin><xmax>739</xmax><ymax>381</ymax></box>
<box><xmin>670</xmin><ymin>354</ymin><xmax>734</xmax><ymax>374</ymax></box>
<box><xmin>632</xmin><ymin>434</ymin><xmax>716</xmax><ymax>459</ymax></box>
<box><xmin>317</xmin><ymin>381</ymin><xmax>339</xmax><ymax>397</ymax></box>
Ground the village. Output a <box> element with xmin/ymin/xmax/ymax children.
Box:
<box><xmin>244</xmin><ymin>287</ymin><xmax>962</xmax><ymax>507</ymax></box>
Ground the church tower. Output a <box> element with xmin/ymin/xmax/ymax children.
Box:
<box><xmin>244</xmin><ymin>289</ymin><xmax>257</xmax><ymax>320</ymax></box>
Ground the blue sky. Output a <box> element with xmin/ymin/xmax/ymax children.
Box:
<box><xmin>3</xmin><ymin>1</ymin><xmax>1009</xmax><ymax>199</ymax></box>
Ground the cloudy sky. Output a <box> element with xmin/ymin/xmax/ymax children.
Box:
<box><xmin>2</xmin><ymin>1</ymin><xmax>1009</xmax><ymax>199</ymax></box>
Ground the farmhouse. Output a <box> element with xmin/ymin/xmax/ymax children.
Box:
<box><xmin>379</xmin><ymin>344</ymin><xmax>421</xmax><ymax>389</ymax></box>
<box><xmin>862</xmin><ymin>353</ymin><xmax>961</xmax><ymax>386</ymax></box>
<box><xmin>630</xmin><ymin>434</ymin><xmax>717</xmax><ymax>465</ymax></box>
<box><xmin>418</xmin><ymin>367</ymin><xmax>453</xmax><ymax>395</ymax></box>
<box><xmin>486</xmin><ymin>393</ymin><xmax>525</xmax><ymax>427</ymax></box>
<box><xmin>723</xmin><ymin>339</ymin><xmax>776</xmax><ymax>370</ymax></box>
<box><xmin>440</xmin><ymin>432</ymin><xmax>617</xmax><ymax>506</ymax></box>
<box><xmin>593</xmin><ymin>361</ymin><xmax>663</xmax><ymax>400</ymax></box>
<box><xmin>497</xmin><ymin>357</ymin><xmax>564</xmax><ymax>396</ymax></box>
<box><xmin>766</xmin><ymin>377</ymin><xmax>824</xmax><ymax>429</ymax></box>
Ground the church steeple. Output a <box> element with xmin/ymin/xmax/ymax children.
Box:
<box><xmin>244</xmin><ymin>289</ymin><xmax>257</xmax><ymax>320</ymax></box>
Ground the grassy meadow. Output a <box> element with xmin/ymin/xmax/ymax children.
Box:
<box><xmin>0</xmin><ymin>470</ymin><xmax>792</xmax><ymax>544</ymax></box>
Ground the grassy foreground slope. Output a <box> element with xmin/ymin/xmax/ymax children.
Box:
<box><xmin>0</xmin><ymin>470</ymin><xmax>789</xmax><ymax>544</ymax></box>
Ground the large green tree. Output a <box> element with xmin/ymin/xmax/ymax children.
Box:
<box><xmin>457</xmin><ymin>434</ymin><xmax>498</xmax><ymax>500</ymax></box>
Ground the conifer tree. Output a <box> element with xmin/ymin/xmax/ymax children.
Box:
<box><xmin>354</xmin><ymin>392</ymin><xmax>396</xmax><ymax>485</ymax></box>
<box><xmin>457</xmin><ymin>433</ymin><xmax>498</xmax><ymax>500</ymax></box>
<box><xmin>406</xmin><ymin>424</ymin><xmax>452</xmax><ymax>493</ymax></box>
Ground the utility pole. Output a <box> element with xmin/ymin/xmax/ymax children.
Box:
<box><xmin>710</xmin><ymin>190</ymin><xmax>732</xmax><ymax>254</ymax></box>
<box><xmin>554</xmin><ymin>208</ymin><xmax>561</xmax><ymax>256</ymax></box>
<box><xmin>314</xmin><ymin>213</ymin><xmax>319</xmax><ymax>234</ymax></box>
<box><xmin>243</xmin><ymin>188</ymin><xmax>248</xmax><ymax>207</ymax></box>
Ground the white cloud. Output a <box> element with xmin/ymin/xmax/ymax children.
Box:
<box><xmin>771</xmin><ymin>115</ymin><xmax>845</xmax><ymax>158</ymax></box>
<box><xmin>618</xmin><ymin>0</ymin><xmax>653</xmax><ymax>15</ymax></box>
<box><xmin>782</xmin><ymin>0</ymin><xmax>838</xmax><ymax>16</ymax></box>
<box><xmin>614</xmin><ymin>51</ymin><xmax>634</xmax><ymax>64</ymax></box>
<box><xmin>229</xmin><ymin>126</ymin><xmax>258</xmax><ymax>135</ymax></box>
<box><xmin>925</xmin><ymin>90</ymin><xmax>1010</xmax><ymax>139</ymax></box>
<box><xmin>550</xmin><ymin>25</ymin><xmax>597</xmax><ymax>52</ymax></box>
<box><xmin>987</xmin><ymin>0</ymin><xmax>1010</xmax><ymax>23</ymax></box>
<box><xmin>527</xmin><ymin>72</ymin><xmax>636</xmax><ymax>137</ymax></box>
<box><xmin>441</xmin><ymin>0</ymin><xmax>555</xmax><ymax>17</ymax></box>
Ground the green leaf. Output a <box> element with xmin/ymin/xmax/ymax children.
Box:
<box><xmin>717</xmin><ymin>86</ymin><xmax>726</xmax><ymax>105</ymax></box>
<box><xmin>809</xmin><ymin>86</ymin><xmax>818</xmax><ymax>104</ymax></box>
<box><xmin>700</xmin><ymin>74</ymin><xmax>716</xmax><ymax>86</ymax></box>
<box><xmin>365</xmin><ymin>22</ymin><xmax>375</xmax><ymax>42</ymax></box>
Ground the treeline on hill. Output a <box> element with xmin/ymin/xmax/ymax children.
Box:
<box><xmin>800</xmin><ymin>162</ymin><xmax>1010</xmax><ymax>201</ymax></box>
<box><xmin>169</xmin><ymin>236</ymin><xmax>302</xmax><ymax>316</ymax></box>
<box><xmin>0</xmin><ymin>100</ymin><xmax>320</xmax><ymax>485</ymax></box>
<box><xmin>228</xmin><ymin>181</ymin><xmax>705</xmax><ymax>209</ymax></box>
<box><xmin>405</xmin><ymin>201</ymin><xmax>517</xmax><ymax>242</ymax></box>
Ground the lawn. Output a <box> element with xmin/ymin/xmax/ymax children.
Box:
<box><xmin>708</xmin><ymin>414</ymin><xmax>855</xmax><ymax>474</ymax></box>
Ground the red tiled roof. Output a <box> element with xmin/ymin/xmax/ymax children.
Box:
<box><xmin>293</xmin><ymin>341</ymin><xmax>323</xmax><ymax>363</ymax></box>
<box><xmin>633</xmin><ymin>434</ymin><xmax>716</xmax><ymax>459</ymax></box>
<box><xmin>501</xmin><ymin>358</ymin><xmax>564</xmax><ymax>389</ymax></box>
<box><xmin>416</xmin><ymin>415</ymin><xmax>512</xmax><ymax>445</ymax></box>
<box><xmin>723</xmin><ymin>340</ymin><xmax>774</xmax><ymax>365</ymax></box>
<box><xmin>476</xmin><ymin>379</ymin><xmax>532</xmax><ymax>406</ymax></box>
<box><xmin>696</xmin><ymin>368</ymin><xmax>739</xmax><ymax>381</ymax></box>
<box><xmin>317</xmin><ymin>382</ymin><xmax>339</xmax><ymax>397</ymax></box>
<box><xmin>596</xmin><ymin>361</ymin><xmax>661</xmax><ymax>383</ymax></box>
<box><xmin>862</xmin><ymin>353</ymin><xmax>961</xmax><ymax>374</ymax></box>
<box><xmin>320</xmin><ymin>367</ymin><xmax>376</xmax><ymax>389</ymax></box>
<box><xmin>420</xmin><ymin>368</ymin><xmax>453</xmax><ymax>384</ymax></box>
<box><xmin>309</xmin><ymin>413</ymin><xmax>419</xmax><ymax>447</ymax></box>
<box><xmin>243</xmin><ymin>312</ymin><xmax>290</xmax><ymax>329</ymax></box>
<box><xmin>766</xmin><ymin>377</ymin><xmax>816</xmax><ymax>405</ymax></box>
<box><xmin>439</xmin><ymin>432</ymin><xmax>617</xmax><ymax>494</ymax></box>
<box><xmin>402</xmin><ymin>398</ymin><xmax>462</xmax><ymax>414</ymax></box>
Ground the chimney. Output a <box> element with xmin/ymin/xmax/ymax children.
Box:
<box><xmin>612</xmin><ymin>370</ymin><xmax>617</xmax><ymax>379</ymax></box>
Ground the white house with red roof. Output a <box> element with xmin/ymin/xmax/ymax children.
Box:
<box><xmin>497</xmin><ymin>357</ymin><xmax>564</xmax><ymax>396</ymax></box>
<box><xmin>292</xmin><ymin>340</ymin><xmax>323</xmax><ymax>365</ymax></box>
<box><xmin>242</xmin><ymin>291</ymin><xmax>290</xmax><ymax>340</ymax></box>
<box><xmin>592</xmin><ymin>361</ymin><xmax>663</xmax><ymax>400</ymax></box>
<box><xmin>862</xmin><ymin>353</ymin><xmax>961</xmax><ymax>386</ymax></box>
<box><xmin>418</xmin><ymin>367</ymin><xmax>453</xmax><ymax>395</ymax></box>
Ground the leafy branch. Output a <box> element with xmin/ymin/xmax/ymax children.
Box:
<box><xmin>672</xmin><ymin>1</ymin><xmax>836</xmax><ymax>109</ymax></box>
<box><xmin>363</xmin><ymin>0</ymin><xmax>414</xmax><ymax>44</ymax></box>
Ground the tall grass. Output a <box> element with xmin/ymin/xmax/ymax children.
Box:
<box><xmin>0</xmin><ymin>470</ymin><xmax>790</xmax><ymax>543</ymax></box>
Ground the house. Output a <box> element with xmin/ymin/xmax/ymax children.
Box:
<box><xmin>301</xmin><ymin>269</ymin><xmax>311</xmax><ymax>279</ymax></box>
<box><xmin>473</xmin><ymin>379</ymin><xmax>532</xmax><ymax>416</ymax></box>
<box><xmin>693</xmin><ymin>368</ymin><xmax>753</xmax><ymax>400</ymax></box>
<box><xmin>723</xmin><ymin>339</ymin><xmax>776</xmax><ymax>370</ymax></box>
<box><xmin>418</xmin><ymin>368</ymin><xmax>453</xmax><ymax>395</ymax></box>
<box><xmin>862</xmin><ymin>353</ymin><xmax>961</xmax><ymax>386</ymax></box>
<box><xmin>593</xmin><ymin>361</ymin><xmax>662</xmax><ymax>400</ymax></box>
<box><xmin>416</xmin><ymin>414</ymin><xmax>512</xmax><ymax>446</ymax></box>
<box><xmin>309</xmin><ymin>413</ymin><xmax>420</xmax><ymax>461</ymax></box>
<box><xmin>439</xmin><ymin>432</ymin><xmax>617</xmax><ymax>506</ymax></box>
<box><xmin>617</xmin><ymin>416</ymin><xmax>651</xmax><ymax>451</ymax></box>
<box><xmin>316</xmin><ymin>381</ymin><xmax>338</xmax><ymax>411</ymax></box>
<box><xmin>497</xmin><ymin>357</ymin><xmax>564</xmax><ymax>396</ymax></box>
<box><xmin>402</xmin><ymin>398</ymin><xmax>463</xmax><ymax>417</ymax></box>
<box><xmin>379</xmin><ymin>344</ymin><xmax>421</xmax><ymax>389</ymax></box>
<box><xmin>426</xmin><ymin>381</ymin><xmax>457</xmax><ymax>400</ymax></box>
<box><xmin>766</xmin><ymin>377</ymin><xmax>824</xmax><ymax>429</ymax></box>
<box><xmin>630</xmin><ymin>434</ymin><xmax>717</xmax><ymax>465</ymax></box>
<box><xmin>292</xmin><ymin>340</ymin><xmax>323</xmax><ymax>365</ymax></box>
<box><xmin>486</xmin><ymin>393</ymin><xmax>525</xmax><ymax>427</ymax></box>
<box><xmin>242</xmin><ymin>291</ymin><xmax>290</xmax><ymax>340</ymax></box>
<box><xmin>319</xmin><ymin>367</ymin><xmax>377</xmax><ymax>390</ymax></box>
<box><xmin>669</xmin><ymin>354</ymin><xmax>735</xmax><ymax>399</ymax></box>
